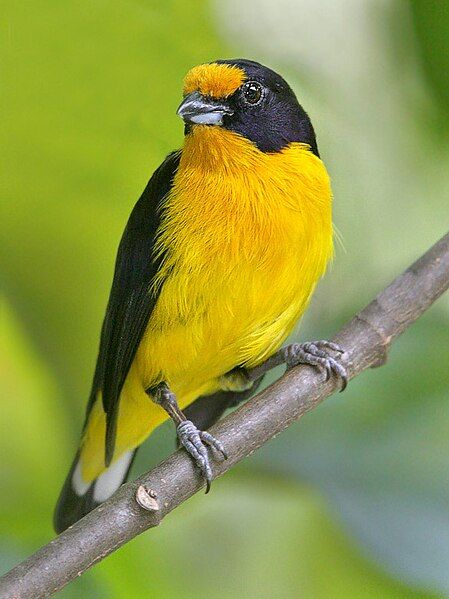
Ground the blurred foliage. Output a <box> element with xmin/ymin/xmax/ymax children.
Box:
<box><xmin>410</xmin><ymin>1</ymin><xmax>449</xmax><ymax>128</ymax></box>
<box><xmin>1</xmin><ymin>0</ymin><xmax>449</xmax><ymax>597</ymax></box>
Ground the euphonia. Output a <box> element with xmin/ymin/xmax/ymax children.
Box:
<box><xmin>54</xmin><ymin>59</ymin><xmax>346</xmax><ymax>533</ymax></box>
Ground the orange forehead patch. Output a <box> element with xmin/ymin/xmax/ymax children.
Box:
<box><xmin>183</xmin><ymin>63</ymin><xmax>246</xmax><ymax>99</ymax></box>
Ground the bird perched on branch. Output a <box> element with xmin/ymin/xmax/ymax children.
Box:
<box><xmin>54</xmin><ymin>59</ymin><xmax>346</xmax><ymax>533</ymax></box>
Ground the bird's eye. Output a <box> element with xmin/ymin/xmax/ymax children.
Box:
<box><xmin>242</xmin><ymin>81</ymin><xmax>263</xmax><ymax>105</ymax></box>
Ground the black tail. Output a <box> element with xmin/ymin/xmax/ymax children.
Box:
<box><xmin>54</xmin><ymin>448</ymin><xmax>137</xmax><ymax>534</ymax></box>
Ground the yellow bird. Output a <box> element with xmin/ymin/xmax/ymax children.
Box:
<box><xmin>54</xmin><ymin>59</ymin><xmax>346</xmax><ymax>533</ymax></box>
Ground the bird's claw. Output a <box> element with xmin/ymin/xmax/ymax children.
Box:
<box><xmin>283</xmin><ymin>340</ymin><xmax>348</xmax><ymax>391</ymax></box>
<box><xmin>176</xmin><ymin>420</ymin><xmax>227</xmax><ymax>493</ymax></box>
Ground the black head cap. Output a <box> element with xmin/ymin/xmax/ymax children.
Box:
<box><xmin>215</xmin><ymin>59</ymin><xmax>319</xmax><ymax>156</ymax></box>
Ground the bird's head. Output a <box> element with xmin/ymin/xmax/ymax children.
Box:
<box><xmin>177</xmin><ymin>59</ymin><xmax>319</xmax><ymax>156</ymax></box>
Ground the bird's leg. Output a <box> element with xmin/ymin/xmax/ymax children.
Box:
<box><xmin>243</xmin><ymin>340</ymin><xmax>348</xmax><ymax>391</ymax></box>
<box><xmin>147</xmin><ymin>382</ymin><xmax>227</xmax><ymax>492</ymax></box>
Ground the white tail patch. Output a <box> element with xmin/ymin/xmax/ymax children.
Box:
<box><xmin>93</xmin><ymin>451</ymin><xmax>134</xmax><ymax>503</ymax></box>
<box><xmin>72</xmin><ymin>460</ymin><xmax>91</xmax><ymax>496</ymax></box>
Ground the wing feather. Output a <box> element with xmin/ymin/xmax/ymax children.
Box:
<box><xmin>85</xmin><ymin>151</ymin><xmax>181</xmax><ymax>465</ymax></box>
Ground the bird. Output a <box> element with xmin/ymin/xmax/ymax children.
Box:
<box><xmin>54</xmin><ymin>58</ymin><xmax>346</xmax><ymax>533</ymax></box>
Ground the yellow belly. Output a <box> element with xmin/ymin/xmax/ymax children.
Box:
<box><xmin>81</xmin><ymin>127</ymin><xmax>333</xmax><ymax>481</ymax></box>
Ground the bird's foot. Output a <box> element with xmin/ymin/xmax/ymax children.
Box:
<box><xmin>150</xmin><ymin>382</ymin><xmax>228</xmax><ymax>491</ymax></box>
<box><xmin>283</xmin><ymin>340</ymin><xmax>348</xmax><ymax>391</ymax></box>
<box><xmin>176</xmin><ymin>420</ymin><xmax>228</xmax><ymax>493</ymax></box>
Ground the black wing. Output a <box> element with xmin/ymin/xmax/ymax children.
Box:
<box><xmin>85</xmin><ymin>151</ymin><xmax>181</xmax><ymax>465</ymax></box>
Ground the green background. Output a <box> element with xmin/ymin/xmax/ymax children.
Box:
<box><xmin>2</xmin><ymin>1</ymin><xmax>449</xmax><ymax>597</ymax></box>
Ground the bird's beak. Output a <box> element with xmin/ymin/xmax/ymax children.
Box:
<box><xmin>177</xmin><ymin>91</ymin><xmax>233</xmax><ymax>126</ymax></box>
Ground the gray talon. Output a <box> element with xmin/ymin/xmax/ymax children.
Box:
<box><xmin>283</xmin><ymin>340</ymin><xmax>348</xmax><ymax>391</ymax></box>
<box><xmin>176</xmin><ymin>420</ymin><xmax>227</xmax><ymax>493</ymax></box>
<box><xmin>200</xmin><ymin>430</ymin><xmax>228</xmax><ymax>460</ymax></box>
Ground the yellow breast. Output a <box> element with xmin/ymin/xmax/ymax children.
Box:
<box><xmin>136</xmin><ymin>126</ymin><xmax>333</xmax><ymax>399</ymax></box>
<box><xmin>81</xmin><ymin>126</ymin><xmax>334</xmax><ymax>479</ymax></box>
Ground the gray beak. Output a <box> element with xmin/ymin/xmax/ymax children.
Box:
<box><xmin>177</xmin><ymin>91</ymin><xmax>233</xmax><ymax>126</ymax></box>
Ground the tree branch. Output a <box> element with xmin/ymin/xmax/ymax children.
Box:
<box><xmin>2</xmin><ymin>231</ymin><xmax>449</xmax><ymax>599</ymax></box>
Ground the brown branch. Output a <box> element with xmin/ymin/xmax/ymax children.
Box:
<box><xmin>1</xmin><ymin>231</ymin><xmax>449</xmax><ymax>599</ymax></box>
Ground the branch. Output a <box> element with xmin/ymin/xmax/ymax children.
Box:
<box><xmin>2</xmin><ymin>231</ymin><xmax>449</xmax><ymax>599</ymax></box>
